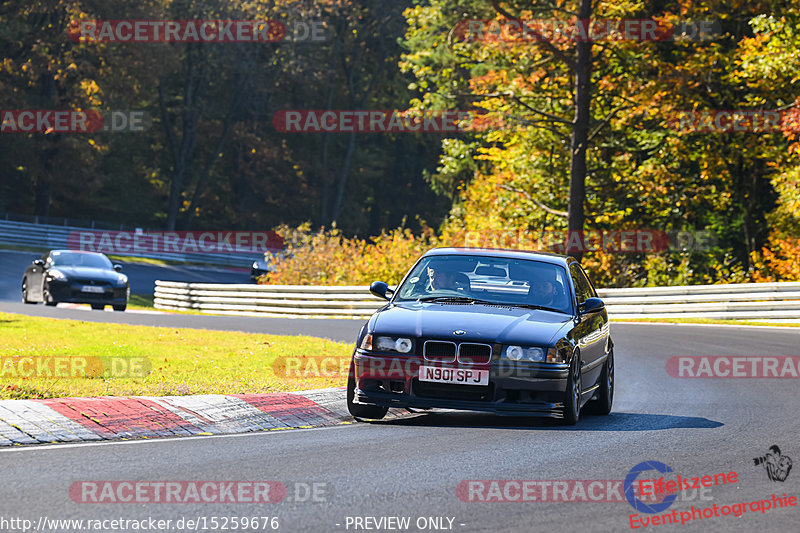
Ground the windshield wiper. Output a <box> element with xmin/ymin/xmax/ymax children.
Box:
<box><xmin>417</xmin><ymin>296</ymin><xmax>495</xmax><ymax>305</ymax></box>
<box><xmin>504</xmin><ymin>303</ymin><xmax>567</xmax><ymax>314</ymax></box>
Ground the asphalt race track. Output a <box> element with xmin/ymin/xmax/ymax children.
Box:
<box><xmin>0</xmin><ymin>304</ymin><xmax>798</xmax><ymax>531</ymax></box>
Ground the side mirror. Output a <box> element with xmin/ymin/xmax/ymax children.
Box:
<box><xmin>369</xmin><ymin>281</ymin><xmax>393</xmax><ymax>301</ymax></box>
<box><xmin>33</xmin><ymin>259</ymin><xmax>44</xmax><ymax>267</ymax></box>
<box><xmin>579</xmin><ymin>297</ymin><xmax>605</xmax><ymax>314</ymax></box>
<box><xmin>113</xmin><ymin>264</ymin><xmax>124</xmax><ymax>272</ymax></box>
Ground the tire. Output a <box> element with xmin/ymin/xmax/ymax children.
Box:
<box><xmin>91</xmin><ymin>304</ymin><xmax>105</xmax><ymax>310</ymax></box>
<box><xmin>561</xmin><ymin>353</ymin><xmax>582</xmax><ymax>425</ymax></box>
<box><xmin>346</xmin><ymin>360</ymin><xmax>388</xmax><ymax>420</ymax></box>
<box><xmin>589</xmin><ymin>349</ymin><xmax>614</xmax><ymax>415</ymax></box>
<box><xmin>43</xmin><ymin>286</ymin><xmax>57</xmax><ymax>306</ymax></box>
<box><xmin>21</xmin><ymin>279</ymin><xmax>36</xmax><ymax>304</ymax></box>
<box><xmin>113</xmin><ymin>304</ymin><xmax>126</xmax><ymax>312</ymax></box>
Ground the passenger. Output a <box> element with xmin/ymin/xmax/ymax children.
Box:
<box><xmin>531</xmin><ymin>273</ymin><xmax>559</xmax><ymax>307</ymax></box>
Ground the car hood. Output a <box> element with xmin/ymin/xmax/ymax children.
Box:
<box><xmin>51</xmin><ymin>266</ymin><xmax>119</xmax><ymax>282</ymax></box>
<box><xmin>371</xmin><ymin>301</ymin><xmax>573</xmax><ymax>346</ymax></box>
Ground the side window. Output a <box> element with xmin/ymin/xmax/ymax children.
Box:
<box><xmin>569</xmin><ymin>263</ymin><xmax>594</xmax><ymax>303</ymax></box>
<box><xmin>577</xmin><ymin>265</ymin><xmax>597</xmax><ymax>298</ymax></box>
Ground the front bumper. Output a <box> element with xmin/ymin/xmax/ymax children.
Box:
<box><xmin>352</xmin><ymin>351</ymin><xmax>569</xmax><ymax>418</ymax></box>
<box><xmin>48</xmin><ymin>280</ymin><xmax>128</xmax><ymax>305</ymax></box>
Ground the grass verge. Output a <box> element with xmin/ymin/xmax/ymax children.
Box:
<box><xmin>128</xmin><ymin>294</ymin><xmax>155</xmax><ymax>309</ymax></box>
<box><xmin>613</xmin><ymin>317</ymin><xmax>800</xmax><ymax>327</ymax></box>
<box><xmin>0</xmin><ymin>312</ymin><xmax>351</xmax><ymax>399</ymax></box>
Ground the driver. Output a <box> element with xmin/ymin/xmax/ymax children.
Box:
<box><xmin>427</xmin><ymin>263</ymin><xmax>465</xmax><ymax>291</ymax></box>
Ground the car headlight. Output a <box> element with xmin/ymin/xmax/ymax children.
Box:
<box><xmin>116</xmin><ymin>274</ymin><xmax>128</xmax><ymax>286</ymax></box>
<box><xmin>503</xmin><ymin>345</ymin><xmax>545</xmax><ymax>362</ymax></box>
<box><xmin>47</xmin><ymin>269</ymin><xmax>67</xmax><ymax>281</ymax></box>
<box><xmin>253</xmin><ymin>261</ymin><xmax>259</xmax><ymax>269</ymax></box>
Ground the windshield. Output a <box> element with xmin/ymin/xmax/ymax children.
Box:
<box><xmin>394</xmin><ymin>254</ymin><xmax>572</xmax><ymax>314</ymax></box>
<box><xmin>49</xmin><ymin>251</ymin><xmax>113</xmax><ymax>269</ymax></box>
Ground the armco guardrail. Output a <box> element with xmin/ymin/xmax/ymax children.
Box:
<box><xmin>154</xmin><ymin>282</ymin><xmax>386</xmax><ymax>317</ymax></box>
<box><xmin>154</xmin><ymin>280</ymin><xmax>800</xmax><ymax>320</ymax></box>
<box><xmin>0</xmin><ymin>220</ymin><xmax>257</xmax><ymax>267</ymax></box>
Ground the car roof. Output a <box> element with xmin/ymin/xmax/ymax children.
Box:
<box><xmin>422</xmin><ymin>247</ymin><xmax>575</xmax><ymax>266</ymax></box>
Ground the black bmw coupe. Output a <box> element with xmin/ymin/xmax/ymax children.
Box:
<box><xmin>347</xmin><ymin>248</ymin><xmax>614</xmax><ymax>425</ymax></box>
<box><xmin>22</xmin><ymin>250</ymin><xmax>129</xmax><ymax>311</ymax></box>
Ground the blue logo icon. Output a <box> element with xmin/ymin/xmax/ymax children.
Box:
<box><xmin>624</xmin><ymin>461</ymin><xmax>677</xmax><ymax>513</ymax></box>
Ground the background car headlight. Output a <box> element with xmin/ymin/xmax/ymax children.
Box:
<box><xmin>503</xmin><ymin>345</ymin><xmax>545</xmax><ymax>362</ymax></box>
<box><xmin>47</xmin><ymin>269</ymin><xmax>67</xmax><ymax>281</ymax></box>
<box><xmin>253</xmin><ymin>261</ymin><xmax>259</xmax><ymax>269</ymax></box>
<box><xmin>374</xmin><ymin>336</ymin><xmax>414</xmax><ymax>353</ymax></box>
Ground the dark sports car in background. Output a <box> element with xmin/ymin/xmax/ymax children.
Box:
<box><xmin>347</xmin><ymin>248</ymin><xmax>614</xmax><ymax>425</ymax></box>
<box><xmin>22</xmin><ymin>250</ymin><xmax>129</xmax><ymax>311</ymax></box>
<box><xmin>250</xmin><ymin>254</ymin><xmax>272</xmax><ymax>282</ymax></box>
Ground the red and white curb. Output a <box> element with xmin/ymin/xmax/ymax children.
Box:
<box><xmin>0</xmin><ymin>389</ymin><xmax>401</xmax><ymax>446</ymax></box>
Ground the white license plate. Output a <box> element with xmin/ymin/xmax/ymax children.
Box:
<box><xmin>81</xmin><ymin>285</ymin><xmax>105</xmax><ymax>293</ymax></box>
<box><xmin>418</xmin><ymin>366</ymin><xmax>490</xmax><ymax>386</ymax></box>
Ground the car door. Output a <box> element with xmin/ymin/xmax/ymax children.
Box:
<box><xmin>569</xmin><ymin>262</ymin><xmax>608</xmax><ymax>388</ymax></box>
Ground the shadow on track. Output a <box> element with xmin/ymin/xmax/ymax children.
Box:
<box><xmin>368</xmin><ymin>411</ymin><xmax>723</xmax><ymax>431</ymax></box>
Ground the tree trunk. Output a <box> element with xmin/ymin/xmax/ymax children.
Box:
<box><xmin>567</xmin><ymin>0</ymin><xmax>593</xmax><ymax>260</ymax></box>
<box><xmin>34</xmin><ymin>74</ymin><xmax>58</xmax><ymax>218</ymax></box>
<box><xmin>331</xmin><ymin>129</ymin><xmax>357</xmax><ymax>222</ymax></box>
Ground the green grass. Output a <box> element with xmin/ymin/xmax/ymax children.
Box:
<box><xmin>613</xmin><ymin>317</ymin><xmax>800</xmax><ymax>327</ymax></box>
<box><xmin>128</xmin><ymin>294</ymin><xmax>155</xmax><ymax>308</ymax></box>
<box><xmin>0</xmin><ymin>312</ymin><xmax>352</xmax><ymax>400</ymax></box>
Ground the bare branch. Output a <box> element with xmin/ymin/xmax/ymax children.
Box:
<box><xmin>499</xmin><ymin>184</ymin><xmax>568</xmax><ymax>217</ymax></box>
<box><xmin>508</xmin><ymin>94</ymin><xmax>572</xmax><ymax>124</ymax></box>
<box><xmin>587</xmin><ymin>104</ymin><xmax>634</xmax><ymax>141</ymax></box>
